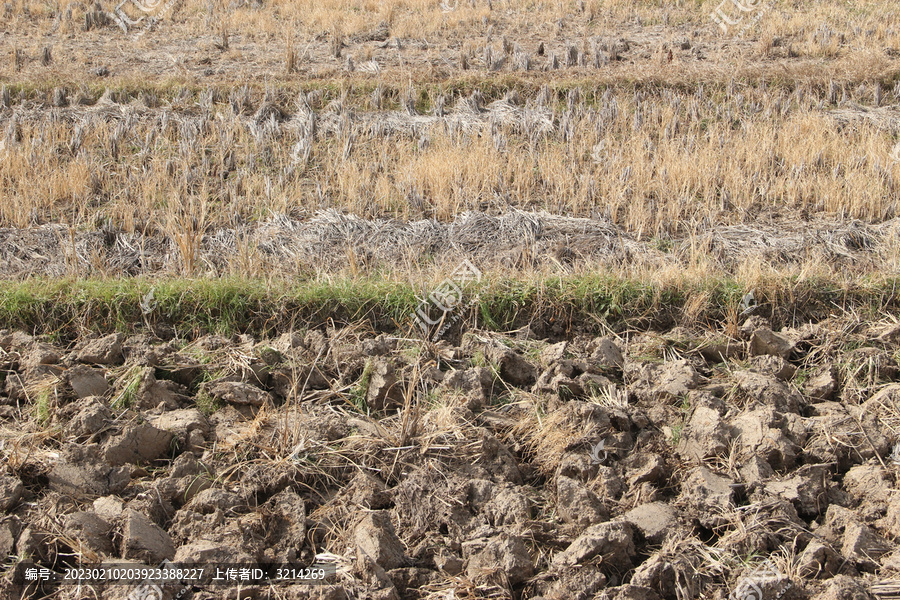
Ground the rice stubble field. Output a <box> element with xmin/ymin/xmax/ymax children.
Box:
<box><xmin>2</xmin><ymin>1</ymin><xmax>900</xmax><ymax>599</ymax></box>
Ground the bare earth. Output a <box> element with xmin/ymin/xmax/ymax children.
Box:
<box><xmin>2</xmin><ymin>318</ymin><xmax>900</xmax><ymax>599</ymax></box>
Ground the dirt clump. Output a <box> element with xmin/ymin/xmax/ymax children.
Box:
<box><xmin>0</xmin><ymin>475</ymin><xmax>24</xmax><ymax>512</ymax></box>
<box><xmin>64</xmin><ymin>364</ymin><xmax>110</xmax><ymax>398</ymax></box>
<box><xmin>204</xmin><ymin>379</ymin><xmax>273</xmax><ymax>407</ymax></box>
<box><xmin>366</xmin><ymin>358</ymin><xmax>406</xmax><ymax>412</ymax></box>
<box><xmin>121</xmin><ymin>508</ymin><xmax>176</xmax><ymax>563</ymax></box>
<box><xmin>47</xmin><ymin>443</ymin><xmax>131</xmax><ymax>497</ymax></box>
<box><xmin>73</xmin><ymin>332</ymin><xmax>125</xmax><ymax>365</ymax></box>
<box><xmin>355</xmin><ymin>511</ymin><xmax>407</xmax><ymax>571</ymax></box>
<box><xmin>464</xmin><ymin>531</ymin><xmax>534</xmax><ymax>585</ymax></box>
<box><xmin>749</xmin><ymin>327</ymin><xmax>797</xmax><ymax>359</ymax></box>
<box><xmin>102</xmin><ymin>421</ymin><xmax>173</xmax><ymax>466</ymax></box>
<box><xmin>622</xmin><ymin>502</ymin><xmax>679</xmax><ymax>545</ymax></box>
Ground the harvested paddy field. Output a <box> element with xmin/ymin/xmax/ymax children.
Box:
<box><xmin>2</xmin><ymin>0</ymin><xmax>900</xmax><ymax>598</ymax></box>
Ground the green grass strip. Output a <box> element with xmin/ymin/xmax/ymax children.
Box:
<box><xmin>0</xmin><ymin>275</ymin><xmax>897</xmax><ymax>340</ymax></box>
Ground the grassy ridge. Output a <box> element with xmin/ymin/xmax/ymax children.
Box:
<box><xmin>0</xmin><ymin>275</ymin><xmax>897</xmax><ymax>340</ymax></box>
